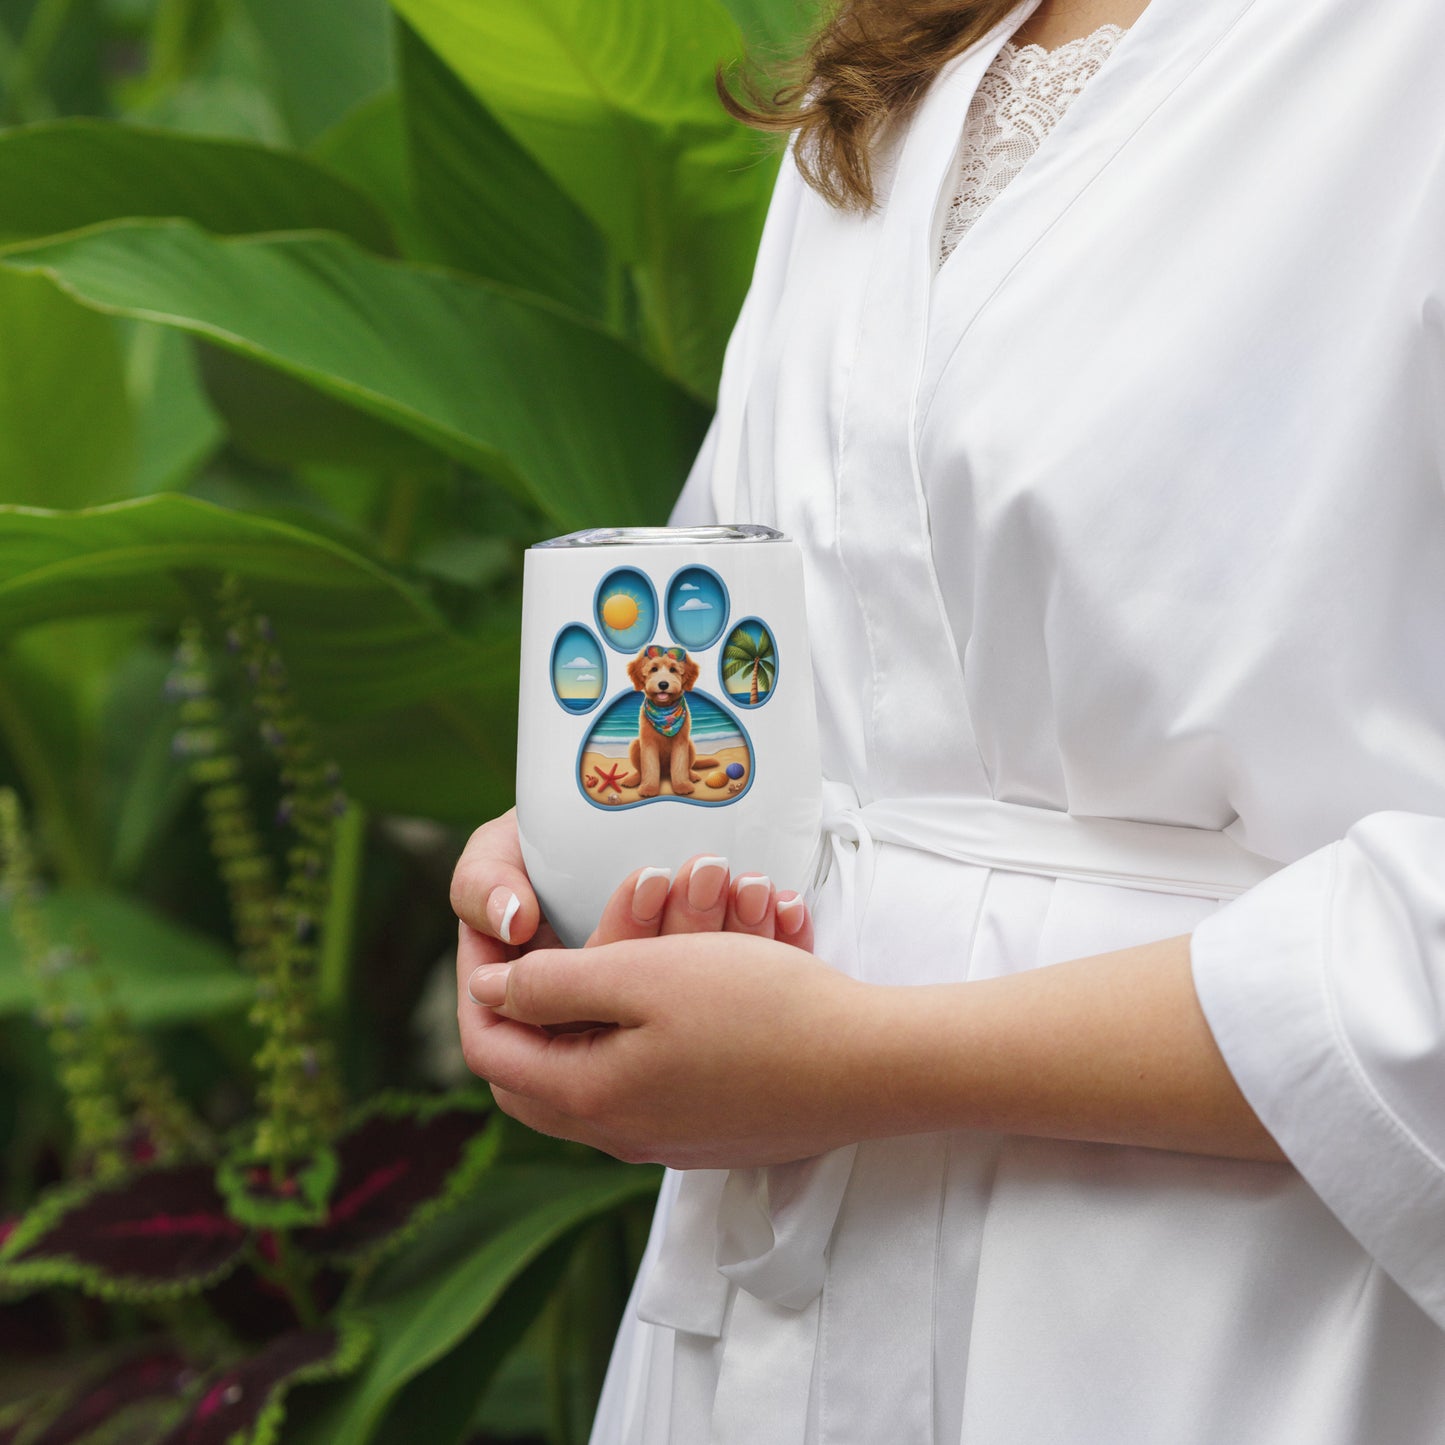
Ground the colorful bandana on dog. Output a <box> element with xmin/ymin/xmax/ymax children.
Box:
<box><xmin>643</xmin><ymin>695</ymin><xmax>687</xmax><ymax>738</ymax></box>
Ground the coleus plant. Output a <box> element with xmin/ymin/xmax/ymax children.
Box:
<box><xmin>0</xmin><ymin>576</ymin><xmax>498</xmax><ymax>1445</ymax></box>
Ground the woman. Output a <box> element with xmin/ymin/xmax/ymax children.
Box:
<box><xmin>452</xmin><ymin>0</ymin><xmax>1445</xmax><ymax>1439</ymax></box>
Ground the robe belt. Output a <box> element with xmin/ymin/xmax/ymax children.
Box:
<box><xmin>636</xmin><ymin>782</ymin><xmax>1285</xmax><ymax>1338</ymax></box>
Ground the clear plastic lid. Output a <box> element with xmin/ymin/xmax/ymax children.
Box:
<box><xmin>533</xmin><ymin>524</ymin><xmax>786</xmax><ymax>548</ymax></box>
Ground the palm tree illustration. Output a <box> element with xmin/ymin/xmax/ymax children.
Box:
<box><xmin>723</xmin><ymin>625</ymin><xmax>776</xmax><ymax>705</ymax></box>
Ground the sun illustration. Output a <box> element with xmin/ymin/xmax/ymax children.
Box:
<box><xmin>601</xmin><ymin>592</ymin><xmax>642</xmax><ymax>630</ymax></box>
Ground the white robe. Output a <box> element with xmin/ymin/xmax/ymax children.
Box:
<box><xmin>591</xmin><ymin>0</ymin><xmax>1445</xmax><ymax>1439</ymax></box>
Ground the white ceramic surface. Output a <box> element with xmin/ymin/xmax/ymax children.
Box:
<box><xmin>516</xmin><ymin>526</ymin><xmax>822</xmax><ymax>947</ymax></box>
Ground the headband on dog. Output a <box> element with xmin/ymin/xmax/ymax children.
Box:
<box><xmin>642</xmin><ymin>645</ymin><xmax>687</xmax><ymax>661</ymax></box>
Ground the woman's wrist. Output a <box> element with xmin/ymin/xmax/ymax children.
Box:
<box><xmin>841</xmin><ymin>937</ymin><xmax>1285</xmax><ymax>1163</ymax></box>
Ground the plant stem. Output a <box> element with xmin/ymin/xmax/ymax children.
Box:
<box><xmin>0</xmin><ymin>677</ymin><xmax>96</xmax><ymax>887</ymax></box>
<box><xmin>318</xmin><ymin>799</ymin><xmax>365</xmax><ymax>1026</ymax></box>
<box><xmin>267</xmin><ymin>1231</ymin><xmax>322</xmax><ymax>1330</ymax></box>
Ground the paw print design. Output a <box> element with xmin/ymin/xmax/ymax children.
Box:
<box><xmin>548</xmin><ymin>565</ymin><xmax>779</xmax><ymax>810</ymax></box>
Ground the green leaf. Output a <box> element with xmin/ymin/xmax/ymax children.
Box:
<box><xmin>390</xmin><ymin>0</ymin><xmax>776</xmax><ymax>398</ymax></box>
<box><xmin>0</xmin><ymin>119</ymin><xmax>396</xmax><ymax>252</ymax></box>
<box><xmin>0</xmin><ymin>269</ymin><xmax>134</xmax><ymax>508</ymax></box>
<box><xmin>718</xmin><ymin>0</ymin><xmax>823</xmax><ymax>55</ymax></box>
<box><xmin>370</xmin><ymin>1240</ymin><xmax>570</xmax><ymax>1445</ymax></box>
<box><xmin>289</xmin><ymin>1163</ymin><xmax>660</xmax><ymax>1445</ymax></box>
<box><xmin>0</xmin><ymin>886</ymin><xmax>253</xmax><ymax>1024</ymax></box>
<box><xmin>1</xmin><ymin>220</ymin><xmax>708</xmax><ymax>529</ymax></box>
<box><xmin>397</xmin><ymin>22</ymin><xmax>610</xmax><ymax>320</ymax></box>
<box><xmin>121</xmin><ymin>0</ymin><xmax>291</xmax><ymax>146</ymax></box>
<box><xmin>310</xmin><ymin>90</ymin><xmax>439</xmax><ymax>264</ymax></box>
<box><xmin>242</xmin><ymin>0</ymin><xmax>393</xmax><ymax>145</ymax></box>
<box><xmin>126</xmin><ymin>324</ymin><xmax>224</xmax><ymax>495</ymax></box>
<box><xmin>193</xmin><ymin>344</ymin><xmax>453</xmax><ymax>478</ymax></box>
<box><xmin>0</xmin><ymin>494</ymin><xmax>518</xmax><ymax>825</ymax></box>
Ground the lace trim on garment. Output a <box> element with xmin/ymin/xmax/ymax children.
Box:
<box><xmin>939</xmin><ymin>24</ymin><xmax>1127</xmax><ymax>266</ymax></box>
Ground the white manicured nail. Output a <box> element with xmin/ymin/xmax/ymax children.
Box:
<box><xmin>632</xmin><ymin>866</ymin><xmax>673</xmax><ymax>922</ymax></box>
<box><xmin>688</xmin><ymin>856</ymin><xmax>729</xmax><ymax>911</ymax></box>
<box><xmin>735</xmin><ymin>875</ymin><xmax>771</xmax><ymax>927</ymax></box>
<box><xmin>776</xmin><ymin>895</ymin><xmax>806</xmax><ymax>936</ymax></box>
<box><xmin>488</xmin><ymin>887</ymin><xmax>520</xmax><ymax>945</ymax></box>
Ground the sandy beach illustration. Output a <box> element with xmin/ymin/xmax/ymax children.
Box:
<box><xmin>579</xmin><ymin>690</ymin><xmax>752</xmax><ymax>806</ymax></box>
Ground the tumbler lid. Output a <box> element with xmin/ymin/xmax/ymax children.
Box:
<box><xmin>533</xmin><ymin>524</ymin><xmax>787</xmax><ymax>548</ymax></box>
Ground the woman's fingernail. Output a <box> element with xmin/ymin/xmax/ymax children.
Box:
<box><xmin>736</xmin><ymin>874</ymin><xmax>771</xmax><ymax>927</ymax></box>
<box><xmin>688</xmin><ymin>856</ymin><xmax>729</xmax><ymax>911</ymax></box>
<box><xmin>488</xmin><ymin>887</ymin><xmax>520</xmax><ymax>945</ymax></box>
<box><xmin>467</xmin><ymin>962</ymin><xmax>512</xmax><ymax>1006</ymax></box>
<box><xmin>776</xmin><ymin>894</ymin><xmax>806</xmax><ymax>936</ymax></box>
<box><xmin>632</xmin><ymin>866</ymin><xmax>673</xmax><ymax>922</ymax></box>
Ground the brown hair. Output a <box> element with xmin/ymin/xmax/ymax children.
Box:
<box><xmin>720</xmin><ymin>0</ymin><xmax>1020</xmax><ymax>212</ymax></box>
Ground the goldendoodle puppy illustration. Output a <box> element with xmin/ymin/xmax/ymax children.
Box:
<box><xmin>621</xmin><ymin>645</ymin><xmax>719</xmax><ymax>797</ymax></box>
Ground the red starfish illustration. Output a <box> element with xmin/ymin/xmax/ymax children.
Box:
<box><xmin>593</xmin><ymin>762</ymin><xmax>627</xmax><ymax>791</ymax></box>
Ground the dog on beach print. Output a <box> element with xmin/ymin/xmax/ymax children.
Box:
<box><xmin>620</xmin><ymin>644</ymin><xmax>718</xmax><ymax>797</ymax></box>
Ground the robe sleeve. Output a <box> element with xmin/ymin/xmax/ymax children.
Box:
<box><xmin>1190</xmin><ymin>810</ymin><xmax>1445</xmax><ymax>1328</ymax></box>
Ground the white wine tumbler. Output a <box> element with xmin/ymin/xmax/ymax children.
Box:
<box><xmin>515</xmin><ymin>525</ymin><xmax>823</xmax><ymax>948</ymax></box>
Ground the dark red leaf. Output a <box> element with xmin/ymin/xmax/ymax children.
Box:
<box><xmin>294</xmin><ymin>1099</ymin><xmax>493</xmax><ymax>1262</ymax></box>
<box><xmin>31</xmin><ymin>1349</ymin><xmax>198</xmax><ymax>1445</ymax></box>
<box><xmin>157</xmin><ymin>1326</ymin><xmax>364</xmax><ymax>1445</ymax></box>
<box><xmin>3</xmin><ymin>1164</ymin><xmax>247</xmax><ymax>1298</ymax></box>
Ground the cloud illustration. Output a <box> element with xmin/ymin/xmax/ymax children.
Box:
<box><xmin>574</xmin><ymin>672</ymin><xmax>597</xmax><ymax>682</ymax></box>
<box><xmin>561</xmin><ymin>655</ymin><xmax>595</xmax><ymax>668</ymax></box>
<box><xmin>678</xmin><ymin>598</ymin><xmax>713</xmax><ymax>611</ymax></box>
<box><xmin>678</xmin><ymin>581</ymin><xmax>700</xmax><ymax>591</ymax></box>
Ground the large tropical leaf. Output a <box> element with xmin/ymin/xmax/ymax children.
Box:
<box><xmin>719</xmin><ymin>0</ymin><xmax>823</xmax><ymax>54</ymax></box>
<box><xmin>0</xmin><ymin>885</ymin><xmax>252</xmax><ymax>1023</ymax></box>
<box><xmin>118</xmin><ymin>0</ymin><xmax>291</xmax><ymax>147</ymax></box>
<box><xmin>310</xmin><ymin>91</ymin><xmax>438</xmax><ymax>264</ymax></box>
<box><xmin>397</xmin><ymin>22</ymin><xmax>610</xmax><ymax>320</ymax></box>
<box><xmin>127</xmin><ymin>325</ymin><xmax>225</xmax><ymax>495</ymax></box>
<box><xmin>0</xmin><ymin>220</ymin><xmax>708</xmax><ymax>529</ymax></box>
<box><xmin>242</xmin><ymin>0</ymin><xmax>393</xmax><ymax>145</ymax></box>
<box><xmin>0</xmin><ymin>495</ymin><xmax>519</xmax><ymax>825</ymax></box>
<box><xmin>287</xmin><ymin>1163</ymin><xmax>660</xmax><ymax>1445</ymax></box>
<box><xmin>0</xmin><ymin>120</ymin><xmax>395</xmax><ymax>252</ymax></box>
<box><xmin>0</xmin><ymin>270</ymin><xmax>134</xmax><ymax>508</ymax></box>
<box><xmin>389</xmin><ymin>0</ymin><xmax>778</xmax><ymax>398</ymax></box>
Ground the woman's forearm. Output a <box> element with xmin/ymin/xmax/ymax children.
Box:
<box><xmin>872</xmin><ymin>934</ymin><xmax>1287</xmax><ymax>1164</ymax></box>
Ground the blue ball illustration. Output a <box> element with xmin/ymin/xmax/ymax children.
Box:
<box><xmin>725</xmin><ymin>762</ymin><xmax>745</xmax><ymax>780</ymax></box>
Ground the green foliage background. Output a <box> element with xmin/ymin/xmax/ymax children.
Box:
<box><xmin>0</xmin><ymin>0</ymin><xmax>816</xmax><ymax>1439</ymax></box>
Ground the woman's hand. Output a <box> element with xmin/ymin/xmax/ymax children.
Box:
<box><xmin>452</xmin><ymin>812</ymin><xmax>816</xmax><ymax>1096</ymax></box>
<box><xmin>460</xmin><ymin>931</ymin><xmax>872</xmax><ymax>1169</ymax></box>
<box><xmin>450</xmin><ymin>810</ymin><xmax>814</xmax><ymax>959</ymax></box>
